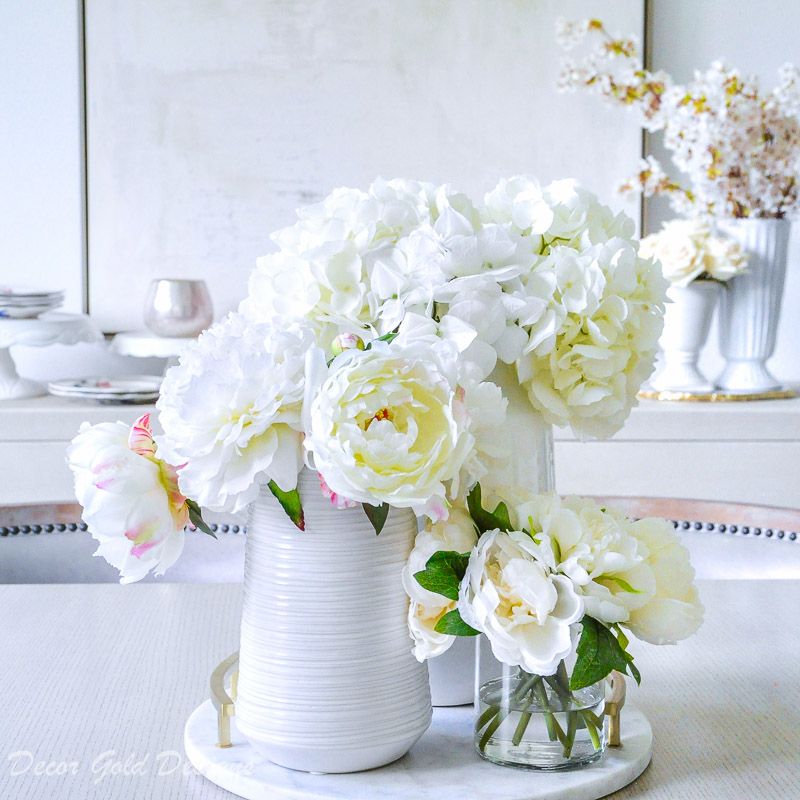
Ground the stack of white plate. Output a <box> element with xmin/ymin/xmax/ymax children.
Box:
<box><xmin>47</xmin><ymin>376</ymin><xmax>161</xmax><ymax>404</ymax></box>
<box><xmin>0</xmin><ymin>286</ymin><xmax>65</xmax><ymax>318</ymax></box>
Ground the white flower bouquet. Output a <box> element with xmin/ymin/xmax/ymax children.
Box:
<box><xmin>639</xmin><ymin>219</ymin><xmax>748</xmax><ymax>287</ymax></box>
<box><xmin>405</xmin><ymin>484</ymin><xmax>703</xmax><ymax>762</ymax></box>
<box><xmin>68</xmin><ymin>176</ymin><xmax>667</xmax><ymax>584</ymax></box>
<box><xmin>557</xmin><ymin>18</ymin><xmax>800</xmax><ymax>220</ymax></box>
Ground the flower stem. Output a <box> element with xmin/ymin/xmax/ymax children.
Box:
<box><xmin>478</xmin><ymin>708</ymin><xmax>508</xmax><ymax>750</ymax></box>
<box><xmin>510</xmin><ymin>685</ymin><xmax>537</xmax><ymax>746</ymax></box>
<box><xmin>580</xmin><ymin>710</ymin><xmax>602</xmax><ymax>750</ymax></box>
<box><xmin>564</xmin><ymin>710</ymin><xmax>579</xmax><ymax>758</ymax></box>
<box><xmin>532</xmin><ymin>679</ymin><xmax>567</xmax><ymax>746</ymax></box>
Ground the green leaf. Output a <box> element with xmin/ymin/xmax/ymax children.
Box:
<box><xmin>185</xmin><ymin>498</ymin><xmax>216</xmax><ymax>538</ymax></box>
<box><xmin>433</xmin><ymin>609</ymin><xmax>480</xmax><ymax>636</ymax></box>
<box><xmin>570</xmin><ymin>616</ymin><xmax>640</xmax><ymax>691</ymax></box>
<box><xmin>363</xmin><ymin>502</ymin><xmax>389</xmax><ymax>535</ymax></box>
<box><xmin>525</xmin><ymin>515</ymin><xmax>542</xmax><ymax>546</ymax></box>
<box><xmin>364</xmin><ymin>331</ymin><xmax>398</xmax><ymax>350</ymax></box>
<box><xmin>268</xmin><ymin>481</ymin><xmax>305</xmax><ymax>531</ymax></box>
<box><xmin>603</xmin><ymin>575</ymin><xmax>644</xmax><ymax>594</ymax></box>
<box><xmin>413</xmin><ymin>550</ymin><xmax>471</xmax><ymax>601</ymax></box>
<box><xmin>467</xmin><ymin>483</ymin><xmax>514</xmax><ymax>534</ymax></box>
<box><xmin>626</xmin><ymin>657</ymin><xmax>641</xmax><ymax>685</ymax></box>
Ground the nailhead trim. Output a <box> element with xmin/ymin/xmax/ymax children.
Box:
<box><xmin>0</xmin><ymin>519</ymin><xmax>796</xmax><ymax>540</ymax></box>
<box><xmin>0</xmin><ymin>523</ymin><xmax>247</xmax><ymax>537</ymax></box>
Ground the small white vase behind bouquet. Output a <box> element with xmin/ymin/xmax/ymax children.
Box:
<box><xmin>650</xmin><ymin>281</ymin><xmax>721</xmax><ymax>393</ymax></box>
<box><xmin>640</xmin><ymin>219</ymin><xmax>747</xmax><ymax>393</ymax></box>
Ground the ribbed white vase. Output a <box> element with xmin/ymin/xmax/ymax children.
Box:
<box><xmin>236</xmin><ymin>469</ymin><xmax>432</xmax><ymax>773</ymax></box>
<box><xmin>716</xmin><ymin>219</ymin><xmax>791</xmax><ymax>392</ymax></box>
<box><xmin>427</xmin><ymin>362</ymin><xmax>555</xmax><ymax>707</ymax></box>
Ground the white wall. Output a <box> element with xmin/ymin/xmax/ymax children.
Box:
<box><xmin>647</xmin><ymin>0</ymin><xmax>800</xmax><ymax>383</ymax></box>
<box><xmin>0</xmin><ymin>0</ymin><xmax>84</xmax><ymax>314</ymax></box>
<box><xmin>85</xmin><ymin>0</ymin><xmax>644</xmax><ymax>331</ymax></box>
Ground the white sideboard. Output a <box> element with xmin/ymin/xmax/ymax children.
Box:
<box><xmin>555</xmin><ymin>396</ymin><xmax>800</xmax><ymax>508</ymax></box>
<box><xmin>0</xmin><ymin>395</ymin><xmax>798</xmax><ymax>509</ymax></box>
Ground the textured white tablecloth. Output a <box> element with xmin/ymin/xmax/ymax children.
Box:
<box><xmin>0</xmin><ymin>581</ymin><xmax>798</xmax><ymax>799</ymax></box>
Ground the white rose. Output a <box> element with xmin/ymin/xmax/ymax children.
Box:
<box><xmin>157</xmin><ymin>313</ymin><xmax>314</xmax><ymax>513</ymax></box>
<box><xmin>523</xmin><ymin>494</ymin><xmax>655</xmax><ymax>624</ymax></box>
<box><xmin>402</xmin><ymin>509</ymin><xmax>479</xmax><ymax>661</ymax></box>
<box><xmin>304</xmin><ymin>340</ymin><xmax>481</xmax><ymax>519</ymax></box>
<box><xmin>639</xmin><ymin>218</ymin><xmax>710</xmax><ymax>287</ymax></box>
<box><xmin>703</xmin><ymin>235</ymin><xmax>748</xmax><ymax>282</ymax></box>
<box><xmin>458</xmin><ymin>529</ymin><xmax>584</xmax><ymax>675</ymax></box>
<box><xmin>625</xmin><ymin>517</ymin><xmax>704</xmax><ymax>645</ymax></box>
<box><xmin>67</xmin><ymin>414</ymin><xmax>188</xmax><ymax>584</ymax></box>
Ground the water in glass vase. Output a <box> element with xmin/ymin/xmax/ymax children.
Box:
<box><xmin>476</xmin><ymin>671</ymin><xmax>606</xmax><ymax>771</ymax></box>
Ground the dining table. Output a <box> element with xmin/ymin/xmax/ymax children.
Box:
<box><xmin>1</xmin><ymin>579</ymin><xmax>798</xmax><ymax>799</ymax></box>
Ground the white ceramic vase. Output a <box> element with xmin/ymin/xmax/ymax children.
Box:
<box><xmin>650</xmin><ymin>281</ymin><xmax>721</xmax><ymax>393</ymax></box>
<box><xmin>427</xmin><ymin>362</ymin><xmax>555</xmax><ymax>707</ymax></box>
<box><xmin>235</xmin><ymin>469</ymin><xmax>432</xmax><ymax>773</ymax></box>
<box><xmin>715</xmin><ymin>219</ymin><xmax>791</xmax><ymax>393</ymax></box>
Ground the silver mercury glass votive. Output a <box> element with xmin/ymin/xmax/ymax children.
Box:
<box><xmin>143</xmin><ymin>278</ymin><xmax>214</xmax><ymax>338</ymax></box>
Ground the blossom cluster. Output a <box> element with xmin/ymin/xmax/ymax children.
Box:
<box><xmin>557</xmin><ymin>18</ymin><xmax>800</xmax><ymax>219</ymax></box>
<box><xmin>639</xmin><ymin>218</ymin><xmax>748</xmax><ymax>287</ymax></box>
<box><xmin>405</xmin><ymin>489</ymin><xmax>703</xmax><ymax>677</ymax></box>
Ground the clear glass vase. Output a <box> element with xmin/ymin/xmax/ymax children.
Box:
<box><xmin>474</xmin><ymin>649</ymin><xmax>606</xmax><ymax>771</ymax></box>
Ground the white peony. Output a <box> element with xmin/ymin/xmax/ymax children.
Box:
<box><xmin>402</xmin><ymin>509</ymin><xmax>479</xmax><ymax>661</ymax></box>
<box><xmin>521</xmin><ymin>494</ymin><xmax>655</xmax><ymax>625</ymax></box>
<box><xmin>625</xmin><ymin>517</ymin><xmax>705</xmax><ymax>645</ymax></box>
<box><xmin>458</xmin><ymin>528</ymin><xmax>584</xmax><ymax>675</ymax></box>
<box><xmin>304</xmin><ymin>338</ymin><xmax>497</xmax><ymax>520</ymax></box>
<box><xmin>67</xmin><ymin>414</ymin><xmax>189</xmax><ymax>584</ymax></box>
<box><xmin>156</xmin><ymin>313</ymin><xmax>315</xmax><ymax>513</ymax></box>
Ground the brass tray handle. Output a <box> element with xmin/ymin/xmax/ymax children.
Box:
<box><xmin>604</xmin><ymin>670</ymin><xmax>626</xmax><ymax>747</ymax></box>
<box><xmin>210</xmin><ymin>651</ymin><xmax>239</xmax><ymax>748</ymax></box>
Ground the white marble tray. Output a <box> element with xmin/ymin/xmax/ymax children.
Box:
<box><xmin>185</xmin><ymin>700</ymin><xmax>652</xmax><ymax>800</ymax></box>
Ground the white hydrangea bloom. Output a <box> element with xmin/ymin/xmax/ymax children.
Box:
<box><xmin>156</xmin><ymin>313</ymin><xmax>315</xmax><ymax>513</ymax></box>
<box><xmin>515</xmin><ymin>230</ymin><xmax>668</xmax><ymax>439</ymax></box>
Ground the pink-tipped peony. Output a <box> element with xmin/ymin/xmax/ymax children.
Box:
<box><xmin>67</xmin><ymin>414</ymin><xmax>190</xmax><ymax>583</ymax></box>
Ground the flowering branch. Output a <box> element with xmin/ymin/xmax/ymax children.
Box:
<box><xmin>556</xmin><ymin>17</ymin><xmax>800</xmax><ymax>219</ymax></box>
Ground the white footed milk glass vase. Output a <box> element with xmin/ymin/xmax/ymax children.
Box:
<box><xmin>427</xmin><ymin>362</ymin><xmax>555</xmax><ymax>707</ymax></box>
<box><xmin>716</xmin><ymin>219</ymin><xmax>791</xmax><ymax>393</ymax></box>
<box><xmin>650</xmin><ymin>281</ymin><xmax>721</xmax><ymax>393</ymax></box>
<box><xmin>235</xmin><ymin>469</ymin><xmax>432</xmax><ymax>773</ymax></box>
